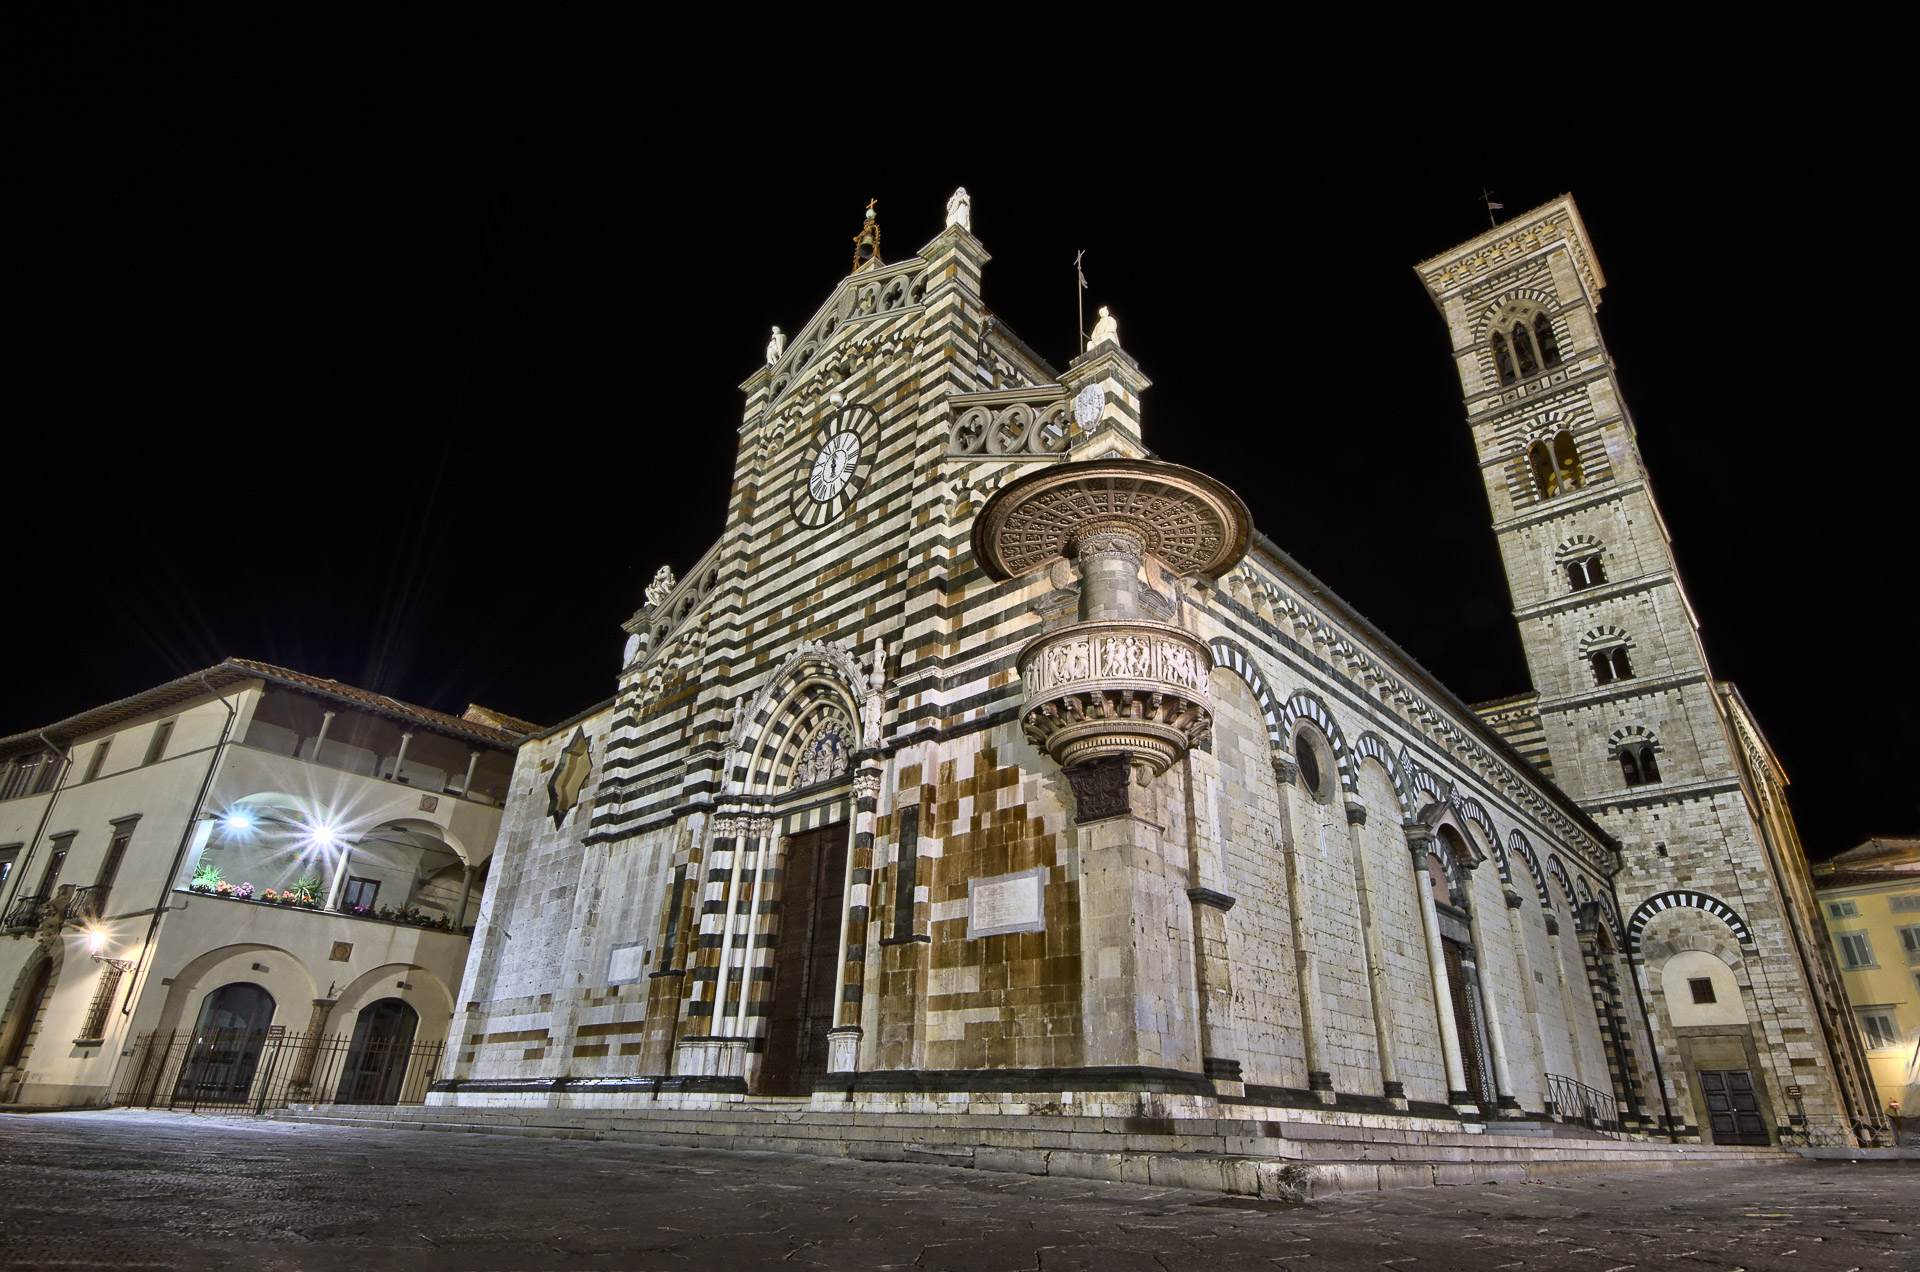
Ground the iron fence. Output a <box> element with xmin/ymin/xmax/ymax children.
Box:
<box><xmin>118</xmin><ymin>1028</ymin><xmax>446</xmax><ymax>1114</ymax></box>
<box><xmin>1545</xmin><ymin>1071</ymin><xmax>1622</xmax><ymax>1136</ymax></box>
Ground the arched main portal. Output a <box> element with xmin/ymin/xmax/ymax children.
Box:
<box><xmin>0</xmin><ymin>957</ymin><xmax>56</xmax><ymax>1083</ymax></box>
<box><xmin>335</xmin><ymin>998</ymin><xmax>420</xmax><ymax>1105</ymax></box>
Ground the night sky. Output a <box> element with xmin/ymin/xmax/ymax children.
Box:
<box><xmin>10</xmin><ymin>20</ymin><xmax>1910</xmax><ymax>858</ymax></box>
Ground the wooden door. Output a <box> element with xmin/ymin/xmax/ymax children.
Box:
<box><xmin>757</xmin><ymin>823</ymin><xmax>849</xmax><ymax>1096</ymax></box>
<box><xmin>1443</xmin><ymin>939</ymin><xmax>1495</xmax><ymax>1108</ymax></box>
<box><xmin>1699</xmin><ymin>1069</ymin><xmax>1770</xmax><ymax>1144</ymax></box>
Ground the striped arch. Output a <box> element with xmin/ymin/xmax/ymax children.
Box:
<box><xmin>1401</xmin><ymin>748</ymin><xmax>1451</xmax><ymax>809</ymax></box>
<box><xmin>1450</xmin><ymin>794</ymin><xmax>1501</xmax><ymax>877</ymax></box>
<box><xmin>1595</xmin><ymin>893</ymin><xmax>1625</xmax><ymax>945</ymax></box>
<box><xmin>1206</xmin><ymin>638</ymin><xmax>1284</xmax><ymax>751</ymax></box>
<box><xmin>1508</xmin><ymin>831</ymin><xmax>1553</xmax><ymax>908</ymax></box>
<box><xmin>1626</xmin><ymin>890</ymin><xmax>1755</xmax><ymax>963</ymax></box>
<box><xmin>1555</xmin><ymin>534</ymin><xmax>1603</xmax><ymax>561</ymax></box>
<box><xmin>1606</xmin><ymin>724</ymin><xmax>1659</xmax><ymax>757</ymax></box>
<box><xmin>1579</xmin><ymin>625</ymin><xmax>1633</xmax><ymax>655</ymax></box>
<box><xmin>730</xmin><ymin>641</ymin><xmax>869</xmax><ymax>796</ymax></box>
<box><xmin>1350</xmin><ymin>731</ymin><xmax>1416</xmax><ymax>820</ymax></box>
<box><xmin>1471</xmin><ymin>287</ymin><xmax>1562</xmax><ymax>341</ymax></box>
<box><xmin>1544</xmin><ymin>854</ymin><xmax>1579</xmax><ymax>910</ymax></box>
<box><xmin>1278</xmin><ymin>690</ymin><xmax>1354</xmax><ymax>794</ymax></box>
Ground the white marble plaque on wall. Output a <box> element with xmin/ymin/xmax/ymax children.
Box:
<box><xmin>967</xmin><ymin>867</ymin><xmax>1047</xmax><ymax>939</ymax></box>
<box><xmin>607</xmin><ymin>942</ymin><xmax>649</xmax><ymax>985</ymax></box>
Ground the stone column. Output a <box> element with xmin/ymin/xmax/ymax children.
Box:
<box><xmin>1181</xmin><ymin>758</ymin><xmax>1242</xmax><ymax>1096</ymax></box>
<box><xmin>1073</xmin><ymin>523</ymin><xmax>1144</xmax><ymax>622</ymax></box>
<box><xmin>1503</xmin><ymin>888</ymin><xmax>1554</xmax><ymax>1112</ymax></box>
<box><xmin>829</xmin><ymin>765</ymin><xmax>883</xmax><ymax>1073</ymax></box>
<box><xmin>1068</xmin><ymin>770</ymin><xmax>1198</xmax><ymax>1076</ymax></box>
<box><xmin>287</xmin><ymin>998</ymin><xmax>338</xmax><ymax>1097</ymax></box>
<box><xmin>1273</xmin><ymin>761</ymin><xmax>1333</xmax><ymax>1101</ymax></box>
<box><xmin>1343</xmin><ymin>799</ymin><xmax>1405</xmax><ymax>1106</ymax></box>
<box><xmin>1460</xmin><ymin>905</ymin><xmax>1520</xmax><ymax>1115</ymax></box>
<box><xmin>1406</xmin><ymin>827</ymin><xmax>1472</xmax><ymax>1107</ymax></box>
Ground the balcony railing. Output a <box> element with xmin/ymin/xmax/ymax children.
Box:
<box><xmin>64</xmin><ymin>884</ymin><xmax>111</xmax><ymax>922</ymax></box>
<box><xmin>2</xmin><ymin>893</ymin><xmax>48</xmax><ymax>932</ymax></box>
<box><xmin>1545</xmin><ymin>1071</ymin><xmax>1621</xmax><ymax>1136</ymax></box>
<box><xmin>179</xmin><ymin>886</ymin><xmax>472</xmax><ymax>936</ymax></box>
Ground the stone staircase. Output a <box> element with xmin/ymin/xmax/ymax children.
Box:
<box><xmin>267</xmin><ymin>1100</ymin><xmax>1805</xmax><ymax>1199</ymax></box>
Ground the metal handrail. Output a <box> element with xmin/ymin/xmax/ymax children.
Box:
<box><xmin>1545</xmin><ymin>1071</ymin><xmax>1622</xmax><ymax>1135</ymax></box>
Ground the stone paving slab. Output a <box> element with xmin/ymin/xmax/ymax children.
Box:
<box><xmin>0</xmin><ymin>1110</ymin><xmax>1910</xmax><ymax>1271</ymax></box>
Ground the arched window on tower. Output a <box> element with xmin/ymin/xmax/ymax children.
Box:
<box><xmin>1566</xmin><ymin>554</ymin><xmax>1607</xmax><ymax>591</ymax></box>
<box><xmin>1528</xmin><ymin>441</ymin><xmax>1558</xmax><ymax>498</ymax></box>
<box><xmin>1490</xmin><ymin>309</ymin><xmax>1564</xmax><ymax>386</ymax></box>
<box><xmin>1491</xmin><ymin>331</ymin><xmax>1518</xmax><ymax>385</ymax></box>
<box><xmin>1619</xmin><ymin>742</ymin><xmax>1661</xmax><ymax>787</ymax></box>
<box><xmin>1589</xmin><ymin>646</ymin><xmax>1634</xmax><ymax>685</ymax></box>
<box><xmin>1512</xmin><ymin>322</ymin><xmax>1539</xmax><ymax>376</ymax></box>
<box><xmin>1533</xmin><ymin>313</ymin><xmax>1562</xmax><ymax>366</ymax></box>
<box><xmin>1553</xmin><ymin>432</ymin><xmax>1584</xmax><ymax>490</ymax></box>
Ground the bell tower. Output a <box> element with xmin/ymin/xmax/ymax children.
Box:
<box><xmin>1415</xmin><ymin>196</ymin><xmax>1880</xmax><ymax>1145</ymax></box>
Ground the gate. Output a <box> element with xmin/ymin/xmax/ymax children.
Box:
<box><xmin>118</xmin><ymin>1029</ymin><xmax>446</xmax><ymax>1113</ymax></box>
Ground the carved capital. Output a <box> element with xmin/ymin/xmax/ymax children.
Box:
<box><xmin>1344</xmin><ymin>799</ymin><xmax>1367</xmax><ymax>826</ymax></box>
<box><xmin>1064</xmin><ymin>756</ymin><xmax>1135</xmax><ymax>824</ymax></box>
<box><xmin>852</xmin><ymin>769</ymin><xmax>883</xmax><ymax>803</ymax></box>
<box><xmin>1271</xmin><ymin>754</ymin><xmax>1298</xmax><ymax>786</ymax></box>
<box><xmin>1186</xmin><ymin>887</ymin><xmax>1237</xmax><ymax>912</ymax></box>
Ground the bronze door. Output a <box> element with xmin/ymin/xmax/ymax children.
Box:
<box><xmin>757</xmin><ymin>823</ymin><xmax>848</xmax><ymax>1096</ymax></box>
<box><xmin>1699</xmin><ymin>1069</ymin><xmax>1770</xmax><ymax>1145</ymax></box>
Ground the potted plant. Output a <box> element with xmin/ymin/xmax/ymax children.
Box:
<box><xmin>260</xmin><ymin>889</ymin><xmax>279</xmax><ymax>903</ymax></box>
<box><xmin>234</xmin><ymin>882</ymin><xmax>254</xmax><ymax>900</ymax></box>
<box><xmin>190</xmin><ymin>863</ymin><xmax>223</xmax><ymax>894</ymax></box>
<box><xmin>289</xmin><ymin>875</ymin><xmax>320</xmax><ymax>908</ymax></box>
<box><xmin>214</xmin><ymin>880</ymin><xmax>235</xmax><ymax>897</ymax></box>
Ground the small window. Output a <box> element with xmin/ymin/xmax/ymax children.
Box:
<box><xmin>1491</xmin><ymin>331</ymin><xmax>1518</xmax><ymax>384</ymax></box>
<box><xmin>341</xmin><ymin>877</ymin><xmax>380</xmax><ymax>912</ymax></box>
<box><xmin>1512</xmin><ymin>322</ymin><xmax>1539</xmax><ymax>376</ymax></box>
<box><xmin>84</xmin><ymin>739</ymin><xmax>112</xmax><ymax>782</ymax></box>
<box><xmin>1857</xmin><ymin>1012</ymin><xmax>1900</xmax><ymax>1049</ymax></box>
<box><xmin>0</xmin><ymin>844</ymin><xmax>17</xmax><ymax>890</ymax></box>
<box><xmin>39</xmin><ymin>837</ymin><xmax>72</xmax><ymax>894</ymax></box>
<box><xmin>1827</xmin><ymin>899</ymin><xmax>1860</xmax><ymax>919</ymax></box>
<box><xmin>1425</xmin><ymin>852</ymin><xmax>1451</xmax><ymax>908</ymax></box>
<box><xmin>1898</xmin><ymin>925</ymin><xmax>1920</xmax><ymax>963</ymax></box>
<box><xmin>144</xmin><ymin>720</ymin><xmax>175</xmax><ymax>766</ymax></box>
<box><xmin>1291</xmin><ymin>727</ymin><xmax>1335</xmax><ymax>804</ymax></box>
<box><xmin>1490</xmin><ymin>311</ymin><xmax>1563</xmax><ymax>386</ymax></box>
<box><xmin>1688</xmin><ymin>977</ymin><xmax>1718</xmax><ymax>1004</ymax></box>
<box><xmin>1619</xmin><ymin>742</ymin><xmax>1661</xmax><ymax>787</ymax></box>
<box><xmin>1566</xmin><ymin>556</ymin><xmax>1607</xmax><ymax>591</ymax></box>
<box><xmin>1590</xmin><ymin>647</ymin><xmax>1634</xmax><ymax>685</ymax></box>
<box><xmin>1889</xmin><ymin>894</ymin><xmax>1920</xmax><ymax>914</ymax></box>
<box><xmin>97</xmin><ymin>829</ymin><xmax>133</xmax><ymax>891</ymax></box>
<box><xmin>1837</xmin><ymin>931</ymin><xmax>1875</xmax><ymax>969</ymax></box>
<box><xmin>1293</xmin><ymin>732</ymin><xmax>1322</xmax><ymax>798</ymax></box>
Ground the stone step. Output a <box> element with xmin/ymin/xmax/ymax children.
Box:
<box><xmin>267</xmin><ymin>1102</ymin><xmax>1802</xmax><ymax>1199</ymax></box>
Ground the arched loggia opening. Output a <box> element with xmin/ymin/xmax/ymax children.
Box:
<box><xmin>335</xmin><ymin>998</ymin><xmax>421</xmax><ymax>1105</ymax></box>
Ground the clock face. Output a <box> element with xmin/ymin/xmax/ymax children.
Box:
<box><xmin>790</xmin><ymin>406</ymin><xmax>876</xmax><ymax>528</ymax></box>
<box><xmin>809</xmin><ymin>431</ymin><xmax>861</xmax><ymax>501</ymax></box>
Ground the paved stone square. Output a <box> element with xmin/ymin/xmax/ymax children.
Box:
<box><xmin>0</xmin><ymin>1111</ymin><xmax>1910</xmax><ymax>1271</ymax></box>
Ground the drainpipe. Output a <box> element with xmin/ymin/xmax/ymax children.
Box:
<box><xmin>0</xmin><ymin>733</ymin><xmax>74</xmax><ymax>918</ymax></box>
<box><xmin>122</xmin><ymin>672</ymin><xmax>238</xmax><ymax>1017</ymax></box>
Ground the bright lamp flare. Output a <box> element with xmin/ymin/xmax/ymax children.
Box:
<box><xmin>221</xmin><ymin>810</ymin><xmax>255</xmax><ymax>833</ymax></box>
<box><xmin>87</xmin><ymin>929</ymin><xmax>108</xmax><ymax>954</ymax></box>
<box><xmin>308</xmin><ymin>823</ymin><xmax>340</xmax><ymax>850</ymax></box>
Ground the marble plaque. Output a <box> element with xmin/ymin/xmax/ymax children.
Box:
<box><xmin>607</xmin><ymin>942</ymin><xmax>649</xmax><ymax>984</ymax></box>
<box><xmin>967</xmin><ymin>867</ymin><xmax>1047</xmax><ymax>939</ymax></box>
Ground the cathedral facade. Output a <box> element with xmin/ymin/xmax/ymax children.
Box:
<box><xmin>433</xmin><ymin>195</ymin><xmax>1877</xmax><ymax>1146</ymax></box>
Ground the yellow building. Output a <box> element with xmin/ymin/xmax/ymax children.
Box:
<box><xmin>1813</xmin><ymin>838</ymin><xmax>1920</xmax><ymax>1123</ymax></box>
